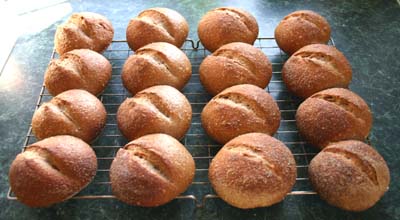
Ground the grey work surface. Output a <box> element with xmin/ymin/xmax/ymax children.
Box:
<box><xmin>0</xmin><ymin>0</ymin><xmax>399</xmax><ymax>219</ymax></box>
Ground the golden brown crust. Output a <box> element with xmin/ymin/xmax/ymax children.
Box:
<box><xmin>309</xmin><ymin>140</ymin><xmax>390</xmax><ymax>211</ymax></box>
<box><xmin>110</xmin><ymin>133</ymin><xmax>195</xmax><ymax>207</ymax></box>
<box><xmin>201</xmin><ymin>84</ymin><xmax>280</xmax><ymax>144</ymax></box>
<box><xmin>32</xmin><ymin>89</ymin><xmax>107</xmax><ymax>143</ymax></box>
<box><xmin>126</xmin><ymin>8</ymin><xmax>189</xmax><ymax>51</ymax></box>
<box><xmin>55</xmin><ymin>12</ymin><xmax>114</xmax><ymax>54</ymax></box>
<box><xmin>296</xmin><ymin>88</ymin><xmax>372</xmax><ymax>148</ymax></box>
<box><xmin>117</xmin><ymin>85</ymin><xmax>192</xmax><ymax>141</ymax></box>
<box><xmin>209</xmin><ymin>133</ymin><xmax>296</xmax><ymax>209</ymax></box>
<box><xmin>282</xmin><ymin>44</ymin><xmax>352</xmax><ymax>98</ymax></box>
<box><xmin>199</xmin><ymin>42</ymin><xmax>272</xmax><ymax>95</ymax></box>
<box><xmin>198</xmin><ymin>7</ymin><xmax>259</xmax><ymax>52</ymax></box>
<box><xmin>45</xmin><ymin>49</ymin><xmax>112</xmax><ymax>96</ymax></box>
<box><xmin>275</xmin><ymin>10</ymin><xmax>331</xmax><ymax>55</ymax></box>
<box><xmin>122</xmin><ymin>42</ymin><xmax>191</xmax><ymax>94</ymax></box>
<box><xmin>9</xmin><ymin>135</ymin><xmax>97</xmax><ymax>207</ymax></box>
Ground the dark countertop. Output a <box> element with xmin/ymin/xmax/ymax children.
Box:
<box><xmin>0</xmin><ymin>0</ymin><xmax>399</xmax><ymax>219</ymax></box>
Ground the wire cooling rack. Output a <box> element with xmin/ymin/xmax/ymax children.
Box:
<box><xmin>8</xmin><ymin>37</ymin><xmax>335</xmax><ymax>208</ymax></box>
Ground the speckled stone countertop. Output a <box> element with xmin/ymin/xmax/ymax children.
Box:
<box><xmin>0</xmin><ymin>0</ymin><xmax>399</xmax><ymax>219</ymax></box>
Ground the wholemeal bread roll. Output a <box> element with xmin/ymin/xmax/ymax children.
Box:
<box><xmin>117</xmin><ymin>85</ymin><xmax>192</xmax><ymax>141</ymax></box>
<box><xmin>201</xmin><ymin>84</ymin><xmax>280</xmax><ymax>144</ymax></box>
<box><xmin>126</xmin><ymin>8</ymin><xmax>189</xmax><ymax>51</ymax></box>
<box><xmin>282</xmin><ymin>44</ymin><xmax>352</xmax><ymax>98</ymax></box>
<box><xmin>296</xmin><ymin>88</ymin><xmax>372</xmax><ymax>149</ymax></box>
<box><xmin>9</xmin><ymin>135</ymin><xmax>97</xmax><ymax>207</ymax></box>
<box><xmin>198</xmin><ymin>7</ymin><xmax>259</xmax><ymax>52</ymax></box>
<box><xmin>110</xmin><ymin>133</ymin><xmax>195</xmax><ymax>207</ymax></box>
<box><xmin>199</xmin><ymin>42</ymin><xmax>272</xmax><ymax>95</ymax></box>
<box><xmin>309</xmin><ymin>140</ymin><xmax>390</xmax><ymax>211</ymax></box>
<box><xmin>44</xmin><ymin>49</ymin><xmax>112</xmax><ymax>96</ymax></box>
<box><xmin>275</xmin><ymin>10</ymin><xmax>331</xmax><ymax>55</ymax></box>
<box><xmin>55</xmin><ymin>12</ymin><xmax>114</xmax><ymax>55</ymax></box>
<box><xmin>32</xmin><ymin>89</ymin><xmax>107</xmax><ymax>143</ymax></box>
<box><xmin>209</xmin><ymin>133</ymin><xmax>297</xmax><ymax>209</ymax></box>
<box><xmin>122</xmin><ymin>42</ymin><xmax>191</xmax><ymax>95</ymax></box>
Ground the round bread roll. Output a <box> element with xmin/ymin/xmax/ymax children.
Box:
<box><xmin>110</xmin><ymin>133</ymin><xmax>195</xmax><ymax>207</ymax></box>
<box><xmin>32</xmin><ymin>89</ymin><xmax>107</xmax><ymax>143</ymax></box>
<box><xmin>309</xmin><ymin>140</ymin><xmax>390</xmax><ymax>211</ymax></box>
<box><xmin>198</xmin><ymin>7</ymin><xmax>259</xmax><ymax>52</ymax></box>
<box><xmin>117</xmin><ymin>85</ymin><xmax>192</xmax><ymax>141</ymax></box>
<box><xmin>201</xmin><ymin>84</ymin><xmax>280</xmax><ymax>144</ymax></box>
<box><xmin>199</xmin><ymin>42</ymin><xmax>272</xmax><ymax>95</ymax></box>
<box><xmin>9</xmin><ymin>135</ymin><xmax>97</xmax><ymax>207</ymax></box>
<box><xmin>55</xmin><ymin>12</ymin><xmax>114</xmax><ymax>55</ymax></box>
<box><xmin>122</xmin><ymin>42</ymin><xmax>191</xmax><ymax>95</ymax></box>
<box><xmin>275</xmin><ymin>10</ymin><xmax>331</xmax><ymax>55</ymax></box>
<box><xmin>44</xmin><ymin>49</ymin><xmax>112</xmax><ymax>96</ymax></box>
<box><xmin>296</xmin><ymin>88</ymin><xmax>372</xmax><ymax>149</ymax></box>
<box><xmin>209</xmin><ymin>133</ymin><xmax>297</xmax><ymax>209</ymax></box>
<box><xmin>126</xmin><ymin>8</ymin><xmax>189</xmax><ymax>51</ymax></box>
<box><xmin>282</xmin><ymin>44</ymin><xmax>352</xmax><ymax>98</ymax></box>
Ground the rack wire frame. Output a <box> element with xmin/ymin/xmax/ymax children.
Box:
<box><xmin>7</xmin><ymin>37</ymin><xmax>336</xmax><ymax>208</ymax></box>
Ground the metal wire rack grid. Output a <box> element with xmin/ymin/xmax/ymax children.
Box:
<box><xmin>8</xmin><ymin>37</ymin><xmax>335</xmax><ymax>208</ymax></box>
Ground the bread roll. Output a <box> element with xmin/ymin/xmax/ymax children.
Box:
<box><xmin>110</xmin><ymin>133</ymin><xmax>195</xmax><ymax>207</ymax></box>
<box><xmin>198</xmin><ymin>7</ymin><xmax>259</xmax><ymax>52</ymax></box>
<box><xmin>201</xmin><ymin>84</ymin><xmax>280</xmax><ymax>144</ymax></box>
<box><xmin>9</xmin><ymin>135</ymin><xmax>97</xmax><ymax>207</ymax></box>
<box><xmin>32</xmin><ymin>89</ymin><xmax>107</xmax><ymax>143</ymax></box>
<box><xmin>309</xmin><ymin>140</ymin><xmax>390</xmax><ymax>211</ymax></box>
<box><xmin>209</xmin><ymin>133</ymin><xmax>296</xmax><ymax>209</ymax></box>
<box><xmin>296</xmin><ymin>88</ymin><xmax>372</xmax><ymax>148</ymax></box>
<box><xmin>117</xmin><ymin>85</ymin><xmax>192</xmax><ymax>141</ymax></box>
<box><xmin>282</xmin><ymin>44</ymin><xmax>352</xmax><ymax>98</ymax></box>
<box><xmin>45</xmin><ymin>49</ymin><xmax>112</xmax><ymax>96</ymax></box>
<box><xmin>122</xmin><ymin>42</ymin><xmax>191</xmax><ymax>95</ymax></box>
<box><xmin>55</xmin><ymin>12</ymin><xmax>114</xmax><ymax>55</ymax></box>
<box><xmin>126</xmin><ymin>8</ymin><xmax>189</xmax><ymax>51</ymax></box>
<box><xmin>275</xmin><ymin>10</ymin><xmax>331</xmax><ymax>55</ymax></box>
<box><xmin>199</xmin><ymin>42</ymin><xmax>272</xmax><ymax>95</ymax></box>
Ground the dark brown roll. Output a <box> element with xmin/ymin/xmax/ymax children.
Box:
<box><xmin>9</xmin><ymin>135</ymin><xmax>97</xmax><ymax>207</ymax></box>
<box><xmin>199</xmin><ymin>42</ymin><xmax>272</xmax><ymax>95</ymax></box>
<box><xmin>282</xmin><ymin>44</ymin><xmax>352</xmax><ymax>98</ymax></box>
<box><xmin>126</xmin><ymin>7</ymin><xmax>189</xmax><ymax>51</ymax></box>
<box><xmin>122</xmin><ymin>42</ymin><xmax>191</xmax><ymax>95</ymax></box>
<box><xmin>117</xmin><ymin>85</ymin><xmax>192</xmax><ymax>141</ymax></box>
<box><xmin>198</xmin><ymin>7</ymin><xmax>259</xmax><ymax>52</ymax></box>
<box><xmin>45</xmin><ymin>49</ymin><xmax>112</xmax><ymax>96</ymax></box>
<box><xmin>110</xmin><ymin>133</ymin><xmax>195</xmax><ymax>207</ymax></box>
<box><xmin>296</xmin><ymin>88</ymin><xmax>372</xmax><ymax>149</ymax></box>
<box><xmin>309</xmin><ymin>140</ymin><xmax>390</xmax><ymax>211</ymax></box>
<box><xmin>32</xmin><ymin>89</ymin><xmax>107</xmax><ymax>143</ymax></box>
<box><xmin>55</xmin><ymin>12</ymin><xmax>114</xmax><ymax>55</ymax></box>
<box><xmin>209</xmin><ymin>133</ymin><xmax>297</xmax><ymax>209</ymax></box>
<box><xmin>275</xmin><ymin>10</ymin><xmax>331</xmax><ymax>55</ymax></box>
<box><xmin>201</xmin><ymin>84</ymin><xmax>280</xmax><ymax>144</ymax></box>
